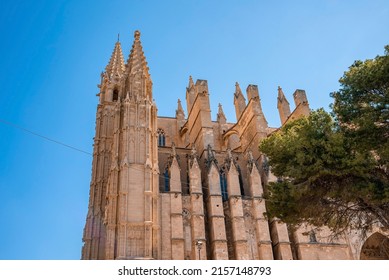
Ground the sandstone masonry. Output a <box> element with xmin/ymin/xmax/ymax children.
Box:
<box><xmin>81</xmin><ymin>31</ymin><xmax>389</xmax><ymax>260</ymax></box>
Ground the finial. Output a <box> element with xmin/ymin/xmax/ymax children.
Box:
<box><xmin>247</xmin><ymin>150</ymin><xmax>254</xmax><ymax>162</ymax></box>
<box><xmin>134</xmin><ymin>30</ymin><xmax>141</xmax><ymax>39</ymax></box>
<box><xmin>247</xmin><ymin>150</ymin><xmax>257</xmax><ymax>171</ymax></box>
<box><xmin>227</xmin><ymin>148</ymin><xmax>233</xmax><ymax>160</ymax></box>
<box><xmin>191</xmin><ymin>144</ymin><xmax>197</xmax><ymax>156</ymax></box>
<box><xmin>218</xmin><ymin>103</ymin><xmax>225</xmax><ymax>116</ymax></box>
<box><xmin>278</xmin><ymin>86</ymin><xmax>286</xmax><ymax>99</ymax></box>
<box><xmin>217</xmin><ymin>103</ymin><xmax>226</xmax><ymax>123</ymax></box>
<box><xmin>171</xmin><ymin>142</ymin><xmax>177</xmax><ymax>157</ymax></box>
<box><xmin>235</xmin><ymin>82</ymin><xmax>242</xmax><ymax>93</ymax></box>
<box><xmin>188</xmin><ymin>75</ymin><xmax>194</xmax><ymax>87</ymax></box>
<box><xmin>177</xmin><ymin>99</ymin><xmax>183</xmax><ymax>110</ymax></box>
<box><xmin>117</xmin><ymin>33</ymin><xmax>120</xmax><ymax>42</ymax></box>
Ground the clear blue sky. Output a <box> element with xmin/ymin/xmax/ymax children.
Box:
<box><xmin>0</xmin><ymin>0</ymin><xmax>388</xmax><ymax>259</ymax></box>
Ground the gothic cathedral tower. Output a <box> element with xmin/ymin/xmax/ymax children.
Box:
<box><xmin>82</xmin><ymin>31</ymin><xmax>160</xmax><ymax>260</ymax></box>
<box><xmin>82</xmin><ymin>30</ymin><xmax>367</xmax><ymax>260</ymax></box>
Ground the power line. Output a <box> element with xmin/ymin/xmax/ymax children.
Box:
<box><xmin>0</xmin><ymin>118</ymin><xmax>273</xmax><ymax>196</ymax></box>
<box><xmin>0</xmin><ymin>118</ymin><xmax>92</xmax><ymax>156</ymax></box>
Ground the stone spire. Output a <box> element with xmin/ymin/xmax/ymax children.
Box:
<box><xmin>176</xmin><ymin>99</ymin><xmax>186</xmax><ymax>129</ymax></box>
<box><xmin>105</xmin><ymin>40</ymin><xmax>125</xmax><ymax>80</ymax></box>
<box><xmin>176</xmin><ymin>99</ymin><xmax>185</xmax><ymax>116</ymax></box>
<box><xmin>246</xmin><ymin>150</ymin><xmax>257</xmax><ymax>172</ymax></box>
<box><xmin>205</xmin><ymin>144</ymin><xmax>218</xmax><ymax>170</ymax></box>
<box><xmin>217</xmin><ymin>103</ymin><xmax>226</xmax><ymax>124</ymax></box>
<box><xmin>235</xmin><ymin>82</ymin><xmax>243</xmax><ymax>96</ymax></box>
<box><xmin>277</xmin><ymin>86</ymin><xmax>291</xmax><ymax>125</ymax></box>
<box><xmin>188</xmin><ymin>75</ymin><xmax>194</xmax><ymax>89</ymax></box>
<box><xmin>234</xmin><ymin>82</ymin><xmax>246</xmax><ymax>120</ymax></box>
<box><xmin>225</xmin><ymin>148</ymin><xmax>236</xmax><ymax>170</ymax></box>
<box><xmin>127</xmin><ymin>30</ymin><xmax>151</xmax><ymax>79</ymax></box>
<box><xmin>168</xmin><ymin>142</ymin><xmax>180</xmax><ymax>167</ymax></box>
<box><xmin>186</xmin><ymin>75</ymin><xmax>196</xmax><ymax>113</ymax></box>
<box><xmin>125</xmin><ymin>30</ymin><xmax>152</xmax><ymax>100</ymax></box>
<box><xmin>277</xmin><ymin>86</ymin><xmax>289</xmax><ymax>103</ymax></box>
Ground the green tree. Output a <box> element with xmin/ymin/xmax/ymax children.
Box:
<box><xmin>331</xmin><ymin>45</ymin><xmax>389</xmax><ymax>165</ymax></box>
<box><xmin>260</xmin><ymin>46</ymin><xmax>389</xmax><ymax>234</ymax></box>
<box><xmin>260</xmin><ymin>109</ymin><xmax>389</xmax><ymax>234</ymax></box>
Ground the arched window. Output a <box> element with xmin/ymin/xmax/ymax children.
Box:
<box><xmin>157</xmin><ymin>128</ymin><xmax>166</xmax><ymax>146</ymax></box>
<box><xmin>112</xmin><ymin>88</ymin><xmax>119</xmax><ymax>102</ymax></box>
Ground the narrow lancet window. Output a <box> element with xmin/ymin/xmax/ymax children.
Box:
<box><xmin>220</xmin><ymin>170</ymin><xmax>228</xmax><ymax>202</ymax></box>
<box><xmin>112</xmin><ymin>89</ymin><xmax>119</xmax><ymax>102</ymax></box>
<box><xmin>164</xmin><ymin>169</ymin><xmax>170</xmax><ymax>192</ymax></box>
<box><xmin>157</xmin><ymin>128</ymin><xmax>166</xmax><ymax>146</ymax></box>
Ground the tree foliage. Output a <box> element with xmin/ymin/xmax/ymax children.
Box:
<box><xmin>331</xmin><ymin>45</ymin><xmax>389</xmax><ymax>165</ymax></box>
<box><xmin>260</xmin><ymin>46</ymin><xmax>389</xmax><ymax>234</ymax></box>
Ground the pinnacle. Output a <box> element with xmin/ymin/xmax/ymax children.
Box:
<box><xmin>177</xmin><ymin>99</ymin><xmax>184</xmax><ymax>112</ymax></box>
<box><xmin>277</xmin><ymin>86</ymin><xmax>288</xmax><ymax>102</ymax></box>
<box><xmin>105</xmin><ymin>40</ymin><xmax>125</xmax><ymax>79</ymax></box>
<box><xmin>134</xmin><ymin>30</ymin><xmax>141</xmax><ymax>40</ymax></box>
<box><xmin>235</xmin><ymin>82</ymin><xmax>242</xmax><ymax>94</ymax></box>
<box><xmin>234</xmin><ymin>82</ymin><xmax>244</xmax><ymax>99</ymax></box>
<box><xmin>176</xmin><ymin>99</ymin><xmax>185</xmax><ymax>117</ymax></box>
<box><xmin>218</xmin><ymin>103</ymin><xmax>224</xmax><ymax>113</ymax></box>
<box><xmin>127</xmin><ymin>30</ymin><xmax>150</xmax><ymax>78</ymax></box>
<box><xmin>218</xmin><ymin>103</ymin><xmax>226</xmax><ymax>117</ymax></box>
<box><xmin>217</xmin><ymin>103</ymin><xmax>226</xmax><ymax>123</ymax></box>
<box><xmin>188</xmin><ymin>75</ymin><xmax>194</xmax><ymax>88</ymax></box>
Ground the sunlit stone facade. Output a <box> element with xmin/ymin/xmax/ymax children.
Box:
<box><xmin>81</xmin><ymin>31</ymin><xmax>388</xmax><ymax>260</ymax></box>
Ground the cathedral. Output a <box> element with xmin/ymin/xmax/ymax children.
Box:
<box><xmin>81</xmin><ymin>30</ymin><xmax>388</xmax><ymax>260</ymax></box>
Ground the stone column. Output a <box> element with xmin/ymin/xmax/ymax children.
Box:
<box><xmin>247</xmin><ymin>153</ymin><xmax>273</xmax><ymax>259</ymax></box>
<box><xmin>188</xmin><ymin>148</ymin><xmax>207</xmax><ymax>259</ymax></box>
<box><xmin>104</xmin><ymin>102</ymin><xmax>121</xmax><ymax>260</ymax></box>
<box><xmin>206</xmin><ymin>157</ymin><xmax>229</xmax><ymax>259</ymax></box>
<box><xmin>160</xmin><ymin>193</ymin><xmax>171</xmax><ymax>259</ymax></box>
<box><xmin>269</xmin><ymin>219</ymin><xmax>293</xmax><ymax>260</ymax></box>
<box><xmin>226</xmin><ymin>150</ymin><xmax>249</xmax><ymax>260</ymax></box>
<box><xmin>169</xmin><ymin>147</ymin><xmax>185</xmax><ymax>259</ymax></box>
<box><xmin>267</xmin><ymin>169</ymin><xmax>293</xmax><ymax>260</ymax></box>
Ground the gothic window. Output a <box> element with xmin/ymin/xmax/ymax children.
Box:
<box><xmin>163</xmin><ymin>169</ymin><xmax>170</xmax><ymax>192</ymax></box>
<box><xmin>112</xmin><ymin>88</ymin><xmax>119</xmax><ymax>102</ymax></box>
<box><xmin>157</xmin><ymin>128</ymin><xmax>166</xmax><ymax>146</ymax></box>
<box><xmin>220</xmin><ymin>170</ymin><xmax>228</xmax><ymax>202</ymax></box>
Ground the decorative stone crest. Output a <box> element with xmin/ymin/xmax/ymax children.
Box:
<box><xmin>246</xmin><ymin>150</ymin><xmax>258</xmax><ymax>172</ymax></box>
<box><xmin>188</xmin><ymin>144</ymin><xmax>199</xmax><ymax>168</ymax></box>
<box><xmin>167</xmin><ymin>142</ymin><xmax>180</xmax><ymax>167</ymax></box>
<box><xmin>224</xmin><ymin>148</ymin><xmax>237</xmax><ymax>170</ymax></box>
<box><xmin>205</xmin><ymin>144</ymin><xmax>218</xmax><ymax>170</ymax></box>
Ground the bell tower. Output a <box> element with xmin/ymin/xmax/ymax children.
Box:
<box><xmin>82</xmin><ymin>31</ymin><xmax>160</xmax><ymax>260</ymax></box>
